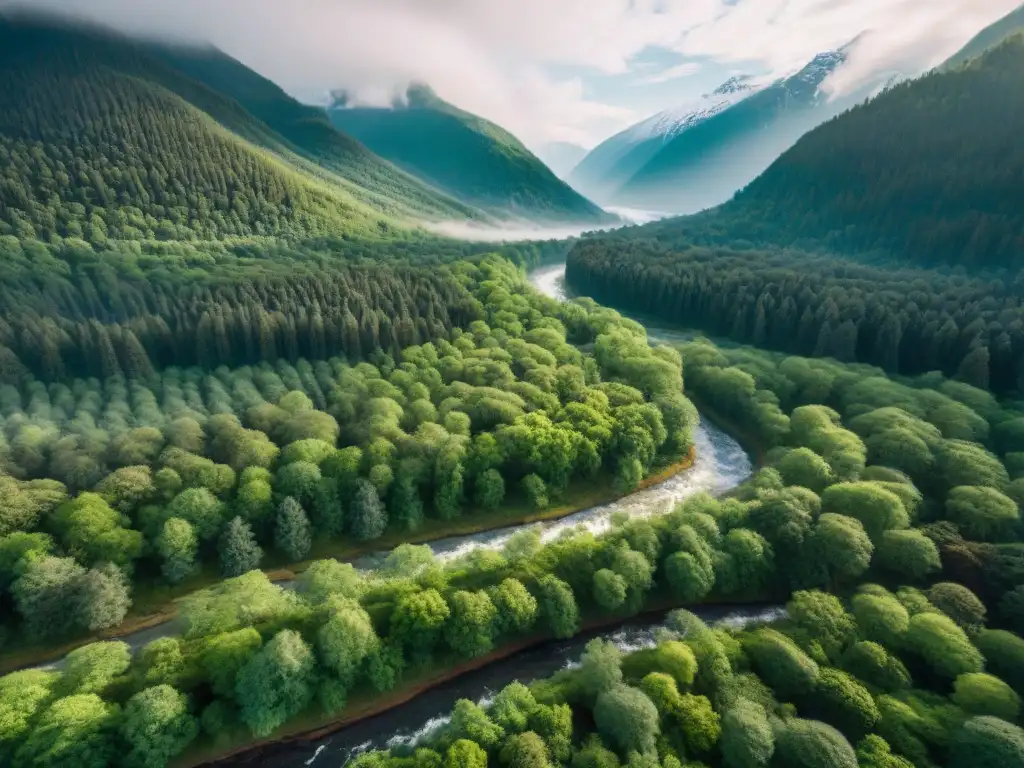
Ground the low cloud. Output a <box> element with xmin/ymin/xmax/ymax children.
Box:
<box><xmin>4</xmin><ymin>0</ymin><xmax>1020</xmax><ymax>147</ymax></box>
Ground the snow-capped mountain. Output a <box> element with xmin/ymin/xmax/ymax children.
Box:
<box><xmin>571</xmin><ymin>46</ymin><xmax>861</xmax><ymax>212</ymax></box>
<box><xmin>626</xmin><ymin>76</ymin><xmax>759</xmax><ymax>144</ymax></box>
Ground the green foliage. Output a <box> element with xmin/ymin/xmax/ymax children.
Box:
<box><xmin>851</xmin><ymin>590</ymin><xmax>910</xmax><ymax>648</ymax></box>
<box><xmin>594</xmin><ymin>684</ymin><xmax>661</xmax><ymax>756</ymax></box>
<box><xmin>200</xmin><ymin>628</ymin><xmax>263</xmax><ymax>699</ymax></box>
<box><xmin>945</xmin><ymin>486</ymin><xmax>1021</xmax><ymax>542</ymax></box>
<box><xmin>579</xmin><ymin>639</ymin><xmax>624</xmax><ymax>700</ymax></box>
<box><xmin>975</xmin><ymin>630</ymin><xmax>1024</xmax><ymax>694</ymax></box>
<box><xmin>14</xmin><ymin>693</ymin><xmax>118</xmax><ymax>768</ymax></box>
<box><xmin>275</xmin><ymin>497</ymin><xmax>313</xmax><ymax>561</ymax></box>
<box><xmin>351</xmin><ymin>479</ymin><xmax>388</xmax><ymax>541</ymax></box>
<box><xmin>0</xmin><ymin>669</ymin><xmax>60</xmax><ymax>759</ymax></box>
<box><xmin>538</xmin><ymin>575</ymin><xmax>579</xmax><ymax>639</ymax></box>
<box><xmin>120</xmin><ymin>685</ymin><xmax>198</xmax><ymax>767</ymax></box>
<box><xmin>156</xmin><ymin>518</ymin><xmax>198</xmax><ymax>584</ymax></box>
<box><xmin>444</xmin><ymin>739</ymin><xmax>488</xmax><ymax>768</ymax></box>
<box><xmin>522</xmin><ymin>474</ymin><xmax>549</xmax><ymax>510</ymax></box>
<box><xmin>854</xmin><ymin>735</ymin><xmax>914</xmax><ymax>768</ymax></box>
<box><xmin>875</xmin><ymin>530</ymin><xmax>941</xmax><ymax>582</ymax></box>
<box><xmin>488</xmin><ymin>578</ymin><xmax>537</xmax><ymax>636</ymax></box>
<box><xmin>444</xmin><ymin>590</ymin><xmax>498</xmax><ymax>658</ymax></box>
<box><xmin>743</xmin><ymin>628</ymin><xmax>819</xmax><ymax>700</ymax></box>
<box><xmin>390</xmin><ymin>589</ymin><xmax>451</xmax><ymax>660</ymax></box>
<box><xmin>812</xmin><ymin>668</ymin><xmax>879</xmax><ymax>737</ymax></box>
<box><xmin>474</xmin><ymin>468</ymin><xmax>506</xmax><ymax>510</ymax></box>
<box><xmin>841</xmin><ymin>642</ymin><xmax>911</xmax><ymax>693</ymax></box>
<box><xmin>218</xmin><ymin>517</ymin><xmax>263</xmax><ymax>577</ymax></box>
<box><xmin>952</xmin><ymin>673</ymin><xmax>1021</xmax><ymax>721</ymax></box>
<box><xmin>317</xmin><ymin>603</ymin><xmax>379</xmax><ymax>686</ymax></box>
<box><xmin>235</xmin><ymin>629</ymin><xmax>317</xmax><ymax>736</ymax></box>
<box><xmin>949</xmin><ymin>716</ymin><xmax>1024</xmax><ymax>768</ymax></box>
<box><xmin>720</xmin><ymin>699</ymin><xmax>774</xmax><ymax>768</ymax></box>
<box><xmin>59</xmin><ymin>641</ymin><xmax>131</xmax><ymax>696</ymax></box>
<box><xmin>904</xmin><ymin>612</ymin><xmax>985</xmax><ymax>680</ymax></box>
<box><xmin>772</xmin><ymin>719</ymin><xmax>858</xmax><ymax>768</ymax></box>
<box><xmin>927</xmin><ymin>583</ymin><xmax>987</xmax><ymax>634</ymax></box>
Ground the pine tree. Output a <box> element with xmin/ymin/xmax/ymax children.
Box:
<box><xmin>350</xmin><ymin>479</ymin><xmax>387</xmax><ymax>541</ymax></box>
<box><xmin>275</xmin><ymin>497</ymin><xmax>312</xmax><ymax>561</ymax></box>
<box><xmin>219</xmin><ymin>516</ymin><xmax>263</xmax><ymax>577</ymax></box>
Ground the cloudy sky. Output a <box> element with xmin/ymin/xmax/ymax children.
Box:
<box><xmin>7</xmin><ymin>0</ymin><xmax>1022</xmax><ymax>154</ymax></box>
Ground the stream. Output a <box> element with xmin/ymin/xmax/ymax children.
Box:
<box><xmin>201</xmin><ymin>262</ymin><xmax>760</xmax><ymax>767</ymax></box>
<box><xmin>211</xmin><ymin>604</ymin><xmax>784</xmax><ymax>768</ymax></box>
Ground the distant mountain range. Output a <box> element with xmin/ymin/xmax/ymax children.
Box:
<box><xmin>633</xmin><ymin>32</ymin><xmax>1024</xmax><ymax>270</ymax></box>
<box><xmin>569</xmin><ymin>46</ymin><xmax>888</xmax><ymax>214</ymax></box>
<box><xmin>327</xmin><ymin>85</ymin><xmax>608</xmax><ymax>223</ymax></box>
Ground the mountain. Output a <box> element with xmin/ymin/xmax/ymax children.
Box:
<box><xmin>572</xmin><ymin>49</ymin><xmax>866</xmax><ymax>214</ymax></box>
<box><xmin>686</xmin><ymin>34</ymin><xmax>1024</xmax><ymax>269</ymax></box>
<box><xmin>149</xmin><ymin>45</ymin><xmax>480</xmax><ymax>222</ymax></box>
<box><xmin>941</xmin><ymin>3</ymin><xmax>1024</xmax><ymax>71</ymax></box>
<box><xmin>535</xmin><ymin>141</ymin><xmax>589</xmax><ymax>180</ymax></box>
<box><xmin>568</xmin><ymin>76</ymin><xmax>759</xmax><ymax>204</ymax></box>
<box><xmin>0</xmin><ymin>14</ymin><xmax>479</xmax><ymax>245</ymax></box>
<box><xmin>326</xmin><ymin>85</ymin><xmax>608</xmax><ymax>222</ymax></box>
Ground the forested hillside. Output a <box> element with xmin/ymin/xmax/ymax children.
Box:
<box><xmin>705</xmin><ymin>35</ymin><xmax>1024</xmax><ymax>269</ymax></box>
<box><xmin>0</xmin><ymin>16</ymin><xmax>476</xmax><ymax>246</ymax></box>
<box><xmin>566</xmin><ymin>237</ymin><xmax>1024</xmax><ymax>393</ymax></box>
<box><xmin>4</xmin><ymin>331</ymin><xmax>1024</xmax><ymax>767</ymax></box>
<box><xmin>941</xmin><ymin>2</ymin><xmax>1024</xmax><ymax>70</ymax></box>
<box><xmin>327</xmin><ymin>85</ymin><xmax>608</xmax><ymax>222</ymax></box>
<box><xmin>149</xmin><ymin>45</ymin><xmax>480</xmax><ymax>221</ymax></box>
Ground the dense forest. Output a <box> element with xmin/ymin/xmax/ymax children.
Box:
<box><xmin>346</xmin><ymin>593</ymin><xmax>1024</xmax><ymax>768</ymax></box>
<box><xmin>566</xmin><ymin>239</ymin><xmax>1024</xmax><ymax>393</ymax></box>
<box><xmin>0</xmin><ymin>16</ymin><xmax>482</xmax><ymax>247</ymax></box>
<box><xmin>1</xmin><ymin>332</ymin><xmax>1022</xmax><ymax>766</ymax></box>
<box><xmin>0</xmin><ymin>257</ymin><xmax>696</xmax><ymax>645</ymax></box>
<box><xmin>1</xmin><ymin>9</ymin><xmax>1023</xmax><ymax>768</ymax></box>
<box><xmin>328</xmin><ymin>85</ymin><xmax>608</xmax><ymax>222</ymax></box>
<box><xmin>685</xmin><ymin>35</ymin><xmax>1024</xmax><ymax>269</ymax></box>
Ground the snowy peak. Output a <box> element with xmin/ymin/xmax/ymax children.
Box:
<box><xmin>713</xmin><ymin>75</ymin><xmax>755</xmax><ymax>95</ymax></box>
<box><xmin>620</xmin><ymin>46</ymin><xmax>847</xmax><ymax>147</ymax></box>
<box><xmin>785</xmin><ymin>49</ymin><xmax>847</xmax><ymax>90</ymax></box>
<box><xmin>626</xmin><ymin>77</ymin><xmax>761</xmax><ymax>143</ymax></box>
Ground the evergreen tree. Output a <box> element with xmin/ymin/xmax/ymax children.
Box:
<box><xmin>275</xmin><ymin>497</ymin><xmax>312</xmax><ymax>562</ymax></box>
<box><xmin>219</xmin><ymin>517</ymin><xmax>263</xmax><ymax>577</ymax></box>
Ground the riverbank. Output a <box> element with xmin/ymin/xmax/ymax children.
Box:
<box><xmin>1</xmin><ymin>448</ymin><xmax>695</xmax><ymax>674</ymax></box>
<box><xmin>182</xmin><ymin>593</ymin><xmax>780</xmax><ymax>768</ymax></box>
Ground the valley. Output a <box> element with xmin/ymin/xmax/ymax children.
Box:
<box><xmin>2</xmin><ymin>6</ymin><xmax>1024</xmax><ymax>768</ymax></box>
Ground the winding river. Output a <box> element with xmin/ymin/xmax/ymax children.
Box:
<box><xmin>29</xmin><ymin>260</ymin><xmax>762</xmax><ymax>768</ymax></box>
<box><xmin>201</xmin><ymin>263</ymin><xmax>760</xmax><ymax>767</ymax></box>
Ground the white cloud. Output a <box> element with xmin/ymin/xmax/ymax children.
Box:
<box><xmin>635</xmin><ymin>61</ymin><xmax>703</xmax><ymax>85</ymax></box>
<box><xmin>4</xmin><ymin>0</ymin><xmax>1021</xmax><ymax>148</ymax></box>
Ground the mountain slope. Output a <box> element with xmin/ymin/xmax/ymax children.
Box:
<box><xmin>694</xmin><ymin>35</ymin><xmax>1024</xmax><ymax>269</ymax></box>
<box><xmin>150</xmin><ymin>45</ymin><xmax>480</xmax><ymax>221</ymax></box>
<box><xmin>0</xmin><ymin>15</ymin><xmax>478</xmax><ymax>245</ymax></box>
<box><xmin>941</xmin><ymin>3</ymin><xmax>1024</xmax><ymax>71</ymax></box>
<box><xmin>613</xmin><ymin>51</ymin><xmax>857</xmax><ymax>213</ymax></box>
<box><xmin>568</xmin><ymin>76</ymin><xmax>760</xmax><ymax>204</ymax></box>
<box><xmin>327</xmin><ymin>85</ymin><xmax>608</xmax><ymax>222</ymax></box>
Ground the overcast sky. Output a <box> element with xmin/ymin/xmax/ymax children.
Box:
<box><xmin>6</xmin><ymin>0</ymin><xmax>1021</xmax><ymax>152</ymax></box>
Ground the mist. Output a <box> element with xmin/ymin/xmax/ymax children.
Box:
<box><xmin>3</xmin><ymin>0</ymin><xmax>1019</xmax><ymax>150</ymax></box>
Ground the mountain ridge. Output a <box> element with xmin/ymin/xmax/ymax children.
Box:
<box><xmin>327</xmin><ymin>84</ymin><xmax>609</xmax><ymax>223</ymax></box>
<box><xmin>0</xmin><ymin>13</ymin><xmax>488</xmax><ymax>245</ymax></box>
<box><xmin>570</xmin><ymin>46</ymin><xmax>873</xmax><ymax>214</ymax></box>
